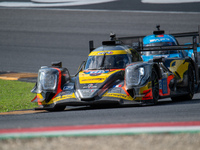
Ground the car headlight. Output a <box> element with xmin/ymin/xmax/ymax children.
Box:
<box><xmin>139</xmin><ymin>67</ymin><xmax>144</xmax><ymax>76</ymax></box>
<box><xmin>37</xmin><ymin>68</ymin><xmax>58</xmax><ymax>93</ymax></box>
<box><xmin>40</xmin><ymin>72</ymin><xmax>57</xmax><ymax>90</ymax></box>
<box><xmin>126</xmin><ymin>65</ymin><xmax>146</xmax><ymax>88</ymax></box>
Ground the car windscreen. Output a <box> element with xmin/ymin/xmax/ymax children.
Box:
<box><xmin>85</xmin><ymin>54</ymin><xmax>129</xmax><ymax>70</ymax></box>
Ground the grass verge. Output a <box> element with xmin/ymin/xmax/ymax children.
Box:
<box><xmin>0</xmin><ymin>79</ymin><xmax>37</xmax><ymax>112</ymax></box>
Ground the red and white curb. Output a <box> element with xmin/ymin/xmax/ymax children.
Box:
<box><xmin>0</xmin><ymin>121</ymin><xmax>200</xmax><ymax>139</ymax></box>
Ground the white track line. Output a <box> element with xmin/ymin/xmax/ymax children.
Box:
<box><xmin>0</xmin><ymin>0</ymin><xmax>116</xmax><ymax>7</ymax></box>
<box><xmin>0</xmin><ymin>3</ymin><xmax>200</xmax><ymax>14</ymax></box>
<box><xmin>142</xmin><ymin>0</ymin><xmax>200</xmax><ymax>3</ymax></box>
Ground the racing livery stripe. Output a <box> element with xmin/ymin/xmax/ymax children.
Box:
<box><xmin>0</xmin><ymin>121</ymin><xmax>200</xmax><ymax>139</ymax></box>
<box><xmin>89</xmin><ymin>50</ymin><xmax>129</xmax><ymax>56</ymax></box>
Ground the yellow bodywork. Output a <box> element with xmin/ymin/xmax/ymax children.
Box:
<box><xmin>79</xmin><ymin>69</ymin><xmax>122</xmax><ymax>84</ymax></box>
<box><xmin>89</xmin><ymin>50</ymin><xmax>132</xmax><ymax>56</ymax></box>
<box><xmin>103</xmin><ymin>92</ymin><xmax>133</xmax><ymax>100</ymax></box>
<box><xmin>168</xmin><ymin>59</ymin><xmax>189</xmax><ymax>80</ymax></box>
<box><xmin>37</xmin><ymin>93</ymin><xmax>76</xmax><ymax>105</ymax></box>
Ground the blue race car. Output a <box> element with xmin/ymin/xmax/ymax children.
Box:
<box><xmin>141</xmin><ymin>26</ymin><xmax>185</xmax><ymax>62</ymax></box>
<box><xmin>117</xmin><ymin>25</ymin><xmax>200</xmax><ymax>93</ymax></box>
<box><xmin>184</xmin><ymin>44</ymin><xmax>200</xmax><ymax>65</ymax></box>
<box><xmin>141</xmin><ymin>25</ymin><xmax>200</xmax><ymax>73</ymax></box>
<box><xmin>142</xmin><ymin>34</ymin><xmax>185</xmax><ymax>61</ymax></box>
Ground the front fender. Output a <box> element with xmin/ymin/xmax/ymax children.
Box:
<box><xmin>125</xmin><ymin>62</ymin><xmax>154</xmax><ymax>90</ymax></box>
<box><xmin>31</xmin><ymin>66</ymin><xmax>71</xmax><ymax>103</ymax></box>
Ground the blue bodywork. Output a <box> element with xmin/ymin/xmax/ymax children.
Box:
<box><xmin>184</xmin><ymin>46</ymin><xmax>200</xmax><ymax>59</ymax></box>
<box><xmin>142</xmin><ymin>34</ymin><xmax>184</xmax><ymax>62</ymax></box>
<box><xmin>143</xmin><ymin>34</ymin><xmax>177</xmax><ymax>45</ymax></box>
<box><xmin>142</xmin><ymin>53</ymin><xmax>183</xmax><ymax>62</ymax></box>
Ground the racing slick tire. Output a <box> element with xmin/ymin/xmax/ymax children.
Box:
<box><xmin>186</xmin><ymin>64</ymin><xmax>195</xmax><ymax>100</ymax></box>
<box><xmin>150</xmin><ymin>68</ymin><xmax>159</xmax><ymax>105</ymax></box>
<box><xmin>171</xmin><ymin>64</ymin><xmax>195</xmax><ymax>101</ymax></box>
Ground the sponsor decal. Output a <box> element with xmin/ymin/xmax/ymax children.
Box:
<box><xmin>81</xmin><ymin>89</ymin><xmax>95</xmax><ymax>95</ymax></box>
<box><xmin>84</xmin><ymin>70</ymin><xmax>109</xmax><ymax>76</ymax></box>
<box><xmin>104</xmin><ymin>93</ymin><xmax>133</xmax><ymax>100</ymax></box>
<box><xmin>161</xmin><ymin>78</ymin><xmax>168</xmax><ymax>94</ymax></box>
<box><xmin>150</xmin><ymin>38</ymin><xmax>171</xmax><ymax>43</ymax></box>
<box><xmin>53</xmin><ymin>94</ymin><xmax>76</xmax><ymax>102</ymax></box>
<box><xmin>83</xmin><ymin>84</ymin><xmax>97</xmax><ymax>89</ymax></box>
<box><xmin>81</xmin><ymin>78</ymin><xmax>105</xmax><ymax>82</ymax></box>
<box><xmin>110</xmin><ymin>88</ymin><xmax>121</xmax><ymax>93</ymax></box>
<box><xmin>155</xmin><ymin>35</ymin><xmax>164</xmax><ymax>37</ymax></box>
<box><xmin>63</xmin><ymin>85</ymin><xmax>74</xmax><ymax>90</ymax></box>
<box><xmin>153</xmin><ymin>55</ymin><xmax>169</xmax><ymax>58</ymax></box>
<box><xmin>159</xmin><ymin>80</ymin><xmax>162</xmax><ymax>90</ymax></box>
<box><xmin>98</xmin><ymin>51</ymin><xmax>113</xmax><ymax>55</ymax></box>
<box><xmin>113</xmin><ymin>84</ymin><xmax>122</xmax><ymax>88</ymax></box>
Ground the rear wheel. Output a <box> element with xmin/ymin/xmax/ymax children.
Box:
<box><xmin>171</xmin><ymin>64</ymin><xmax>194</xmax><ymax>101</ymax></box>
<box><xmin>184</xmin><ymin>64</ymin><xmax>195</xmax><ymax>100</ymax></box>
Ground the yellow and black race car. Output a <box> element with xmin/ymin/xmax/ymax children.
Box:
<box><xmin>31</xmin><ymin>32</ymin><xmax>199</xmax><ymax>111</ymax></box>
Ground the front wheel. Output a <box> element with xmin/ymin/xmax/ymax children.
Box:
<box><xmin>150</xmin><ymin>68</ymin><xmax>159</xmax><ymax>104</ymax></box>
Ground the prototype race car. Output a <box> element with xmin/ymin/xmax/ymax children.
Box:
<box><xmin>141</xmin><ymin>25</ymin><xmax>185</xmax><ymax>62</ymax></box>
<box><xmin>184</xmin><ymin>45</ymin><xmax>200</xmax><ymax>71</ymax></box>
<box><xmin>31</xmin><ymin>27</ymin><xmax>199</xmax><ymax>111</ymax></box>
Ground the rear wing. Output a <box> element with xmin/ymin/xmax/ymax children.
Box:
<box><xmin>117</xmin><ymin>26</ymin><xmax>200</xmax><ymax>62</ymax></box>
<box><xmin>89</xmin><ymin>25</ymin><xmax>200</xmax><ymax>64</ymax></box>
<box><xmin>118</xmin><ymin>27</ymin><xmax>199</xmax><ymax>48</ymax></box>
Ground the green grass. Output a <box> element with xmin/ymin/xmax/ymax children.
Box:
<box><xmin>0</xmin><ymin>79</ymin><xmax>37</xmax><ymax>112</ymax></box>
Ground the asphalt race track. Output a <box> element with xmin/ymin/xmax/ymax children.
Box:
<box><xmin>0</xmin><ymin>0</ymin><xmax>200</xmax><ymax>12</ymax></box>
<box><xmin>0</xmin><ymin>0</ymin><xmax>200</xmax><ymax>129</ymax></box>
<box><xmin>1</xmin><ymin>9</ymin><xmax>200</xmax><ymax>74</ymax></box>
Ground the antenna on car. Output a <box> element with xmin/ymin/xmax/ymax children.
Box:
<box><xmin>110</xmin><ymin>32</ymin><xmax>116</xmax><ymax>41</ymax></box>
<box><xmin>156</xmin><ymin>24</ymin><xmax>160</xmax><ymax>31</ymax></box>
<box><xmin>153</xmin><ymin>24</ymin><xmax>165</xmax><ymax>35</ymax></box>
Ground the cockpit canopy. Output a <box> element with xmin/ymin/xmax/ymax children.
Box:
<box><xmin>85</xmin><ymin>45</ymin><xmax>141</xmax><ymax>70</ymax></box>
<box><xmin>142</xmin><ymin>34</ymin><xmax>179</xmax><ymax>56</ymax></box>
<box><xmin>85</xmin><ymin>54</ymin><xmax>129</xmax><ymax>70</ymax></box>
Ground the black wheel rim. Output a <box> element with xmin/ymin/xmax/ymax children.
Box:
<box><xmin>152</xmin><ymin>70</ymin><xmax>159</xmax><ymax>103</ymax></box>
<box><xmin>188</xmin><ymin>67</ymin><xmax>194</xmax><ymax>95</ymax></box>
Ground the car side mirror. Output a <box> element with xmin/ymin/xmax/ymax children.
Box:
<box><xmin>74</xmin><ymin>61</ymin><xmax>86</xmax><ymax>76</ymax></box>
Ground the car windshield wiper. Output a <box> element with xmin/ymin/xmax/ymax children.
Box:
<box><xmin>97</xmin><ymin>67</ymin><xmax>107</xmax><ymax>70</ymax></box>
<box><xmin>100</xmin><ymin>53</ymin><xmax>106</xmax><ymax>68</ymax></box>
<box><xmin>98</xmin><ymin>66</ymin><xmax>116</xmax><ymax>70</ymax></box>
<box><xmin>86</xmin><ymin>68</ymin><xmax>98</xmax><ymax>70</ymax></box>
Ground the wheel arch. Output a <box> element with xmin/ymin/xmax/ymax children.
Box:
<box><xmin>152</xmin><ymin>63</ymin><xmax>162</xmax><ymax>79</ymax></box>
<box><xmin>185</xmin><ymin>56</ymin><xmax>198</xmax><ymax>83</ymax></box>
